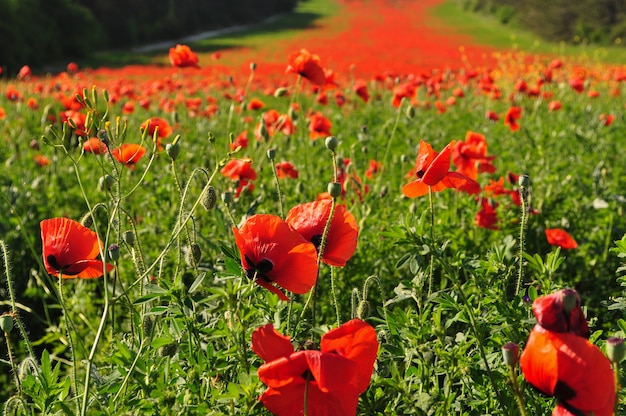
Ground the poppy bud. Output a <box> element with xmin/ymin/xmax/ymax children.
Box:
<box><xmin>501</xmin><ymin>342</ymin><xmax>519</xmax><ymax>367</ymax></box>
<box><xmin>201</xmin><ymin>185</ymin><xmax>217</xmax><ymax>211</ymax></box>
<box><xmin>123</xmin><ymin>231</ymin><xmax>135</xmax><ymax>246</ymax></box>
<box><xmin>108</xmin><ymin>244</ymin><xmax>120</xmax><ymax>262</ymax></box>
<box><xmin>80</xmin><ymin>212</ymin><xmax>93</xmax><ymax>228</ymax></box>
<box><xmin>401</xmin><ymin>154</ymin><xmax>410</xmax><ymax>164</ymax></box>
<box><xmin>274</xmin><ymin>87</ymin><xmax>288</xmax><ymax>98</ymax></box>
<box><xmin>222</xmin><ymin>191</ymin><xmax>233</xmax><ymax>204</ymax></box>
<box><xmin>171</xmin><ymin>110</ymin><xmax>179</xmax><ymax>126</ymax></box>
<box><xmin>325</xmin><ymin>136</ymin><xmax>338</xmax><ymax>151</ymax></box>
<box><xmin>258</xmin><ymin>123</ymin><xmax>270</xmax><ymax>141</ymax></box>
<box><xmin>0</xmin><ymin>313</ymin><xmax>13</xmax><ymax>333</ymax></box>
<box><xmin>185</xmin><ymin>243</ymin><xmax>202</xmax><ymax>268</ymax></box>
<box><xmin>361</xmin><ymin>125</ymin><xmax>368</xmax><ymax>134</ymax></box>
<box><xmin>99</xmin><ymin>175</ymin><xmax>114</xmax><ymax>192</ymax></box>
<box><xmin>160</xmin><ymin>342</ymin><xmax>178</xmax><ymax>357</ymax></box>
<box><xmin>606</xmin><ymin>337</ymin><xmax>626</xmax><ymax>363</ymax></box>
<box><xmin>518</xmin><ymin>174</ymin><xmax>530</xmax><ymax>188</ymax></box>
<box><xmin>561</xmin><ymin>288</ymin><xmax>578</xmax><ymax>315</ymax></box>
<box><xmin>328</xmin><ymin>182</ymin><xmax>342</xmax><ymax>198</ymax></box>
<box><xmin>288</xmin><ymin>106</ymin><xmax>298</xmax><ymax>121</ymax></box>
<box><xmin>250</xmin><ymin>62</ymin><xmax>257</xmax><ymax>71</ymax></box>
<box><xmin>266</xmin><ymin>148</ymin><xmax>276</xmax><ymax>160</ymax></box>
<box><xmin>406</xmin><ymin>105</ymin><xmax>415</xmax><ymax>119</ymax></box>
<box><xmin>166</xmin><ymin>135</ymin><xmax>181</xmax><ymax>161</ymax></box>
<box><xmin>356</xmin><ymin>300</ymin><xmax>369</xmax><ymax>319</ymax></box>
<box><xmin>143</xmin><ymin>316</ymin><xmax>154</xmax><ymax>338</ymax></box>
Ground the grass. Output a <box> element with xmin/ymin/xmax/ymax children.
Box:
<box><xmin>433</xmin><ymin>0</ymin><xmax>626</xmax><ymax>64</ymax></box>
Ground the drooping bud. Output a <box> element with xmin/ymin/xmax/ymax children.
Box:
<box><xmin>325</xmin><ymin>136</ymin><xmax>338</xmax><ymax>151</ymax></box>
<box><xmin>185</xmin><ymin>243</ymin><xmax>202</xmax><ymax>268</ymax></box>
<box><xmin>406</xmin><ymin>105</ymin><xmax>415</xmax><ymax>119</ymax></box>
<box><xmin>328</xmin><ymin>182</ymin><xmax>342</xmax><ymax>198</ymax></box>
<box><xmin>201</xmin><ymin>186</ymin><xmax>217</xmax><ymax>211</ymax></box>
<box><xmin>222</xmin><ymin>191</ymin><xmax>234</xmax><ymax>204</ymax></box>
<box><xmin>123</xmin><ymin>231</ymin><xmax>135</xmax><ymax>246</ymax></box>
<box><xmin>606</xmin><ymin>337</ymin><xmax>626</xmax><ymax>363</ymax></box>
<box><xmin>108</xmin><ymin>244</ymin><xmax>120</xmax><ymax>262</ymax></box>
<box><xmin>501</xmin><ymin>342</ymin><xmax>519</xmax><ymax>367</ymax></box>
<box><xmin>258</xmin><ymin>123</ymin><xmax>270</xmax><ymax>141</ymax></box>
<box><xmin>143</xmin><ymin>316</ymin><xmax>154</xmax><ymax>338</ymax></box>
<box><xmin>274</xmin><ymin>87</ymin><xmax>288</xmax><ymax>98</ymax></box>
<box><xmin>356</xmin><ymin>300</ymin><xmax>369</xmax><ymax>320</ymax></box>
<box><xmin>98</xmin><ymin>175</ymin><xmax>114</xmax><ymax>192</ymax></box>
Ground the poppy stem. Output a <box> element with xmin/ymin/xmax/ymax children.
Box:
<box><xmin>515</xmin><ymin>178</ymin><xmax>529</xmax><ymax>297</ymax></box>
<box><xmin>267</xmin><ymin>150</ymin><xmax>285</xmax><ymax>219</ymax></box>
<box><xmin>303</xmin><ymin>372</ymin><xmax>311</xmax><ymax>416</ymax></box>
<box><xmin>382</xmin><ymin>97</ymin><xmax>405</xmax><ymax>171</ymax></box>
<box><xmin>330</xmin><ymin>266</ymin><xmax>341</xmax><ymax>326</ymax></box>
<box><xmin>427</xmin><ymin>187</ymin><xmax>435</xmax><ymax>297</ymax></box>
<box><xmin>57</xmin><ymin>274</ymin><xmax>79</xmax><ymax>413</ymax></box>
<box><xmin>508</xmin><ymin>365</ymin><xmax>528</xmax><ymax>416</ymax></box>
<box><xmin>311</xmin><ymin>198</ymin><xmax>338</xmax><ymax>328</ymax></box>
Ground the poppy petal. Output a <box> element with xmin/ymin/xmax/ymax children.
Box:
<box><xmin>251</xmin><ymin>323</ymin><xmax>294</xmax><ymax>363</ymax></box>
<box><xmin>402</xmin><ymin>180</ymin><xmax>431</xmax><ymax>198</ymax></box>
<box><xmin>259</xmin><ymin>381</ymin><xmax>360</xmax><ymax>416</ymax></box>
<box><xmin>421</xmin><ymin>141</ymin><xmax>454</xmax><ymax>185</ymax></box>
<box><xmin>41</xmin><ymin>218</ymin><xmax>101</xmax><ymax>268</ymax></box>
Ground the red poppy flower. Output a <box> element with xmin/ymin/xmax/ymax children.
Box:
<box><xmin>391</xmin><ymin>83</ymin><xmax>416</xmax><ymax>107</ymax></box>
<box><xmin>34</xmin><ymin>154</ymin><xmax>51</xmax><ymax>167</ymax></box>
<box><xmin>365</xmin><ymin>159</ymin><xmax>382</xmax><ymax>179</ymax></box>
<box><xmin>17</xmin><ymin>65</ymin><xmax>31</xmax><ymax>80</ymax></box>
<box><xmin>599</xmin><ymin>114</ymin><xmax>614</xmax><ymax>126</ymax></box>
<box><xmin>286</xmin><ymin>200</ymin><xmax>359</xmax><ymax>267</ymax></box>
<box><xmin>353</xmin><ymin>80</ymin><xmax>370</xmax><ymax>103</ymax></box>
<box><xmin>168</xmin><ymin>44</ymin><xmax>200</xmax><ymax>68</ymax></box>
<box><xmin>548</xmin><ymin>100</ymin><xmax>562</xmax><ymax>112</ymax></box>
<box><xmin>451</xmin><ymin>131</ymin><xmax>496</xmax><ymax>180</ymax></box>
<box><xmin>66</xmin><ymin>62</ymin><xmax>78</xmax><ymax>73</ymax></box>
<box><xmin>83</xmin><ymin>137</ymin><xmax>108</xmax><ymax>155</ymax></box>
<box><xmin>285</xmin><ymin>49</ymin><xmax>326</xmax><ymax>86</ymax></box>
<box><xmin>247</xmin><ymin>98</ymin><xmax>265</xmax><ymax>111</ymax></box>
<box><xmin>232</xmin><ymin>214</ymin><xmax>318</xmax><ymax>300</ymax></box>
<box><xmin>41</xmin><ymin>218</ymin><xmax>114</xmax><ymax>279</ymax></box>
<box><xmin>230</xmin><ymin>131</ymin><xmax>249</xmax><ymax>151</ymax></box>
<box><xmin>308</xmin><ymin>111</ymin><xmax>332</xmax><ymax>139</ymax></box>
<box><xmin>141</xmin><ymin>117</ymin><xmax>172</xmax><ymax>149</ymax></box>
<box><xmin>221</xmin><ymin>159</ymin><xmax>257</xmax><ymax>182</ymax></box>
<box><xmin>112</xmin><ymin>143</ymin><xmax>147</xmax><ymax>168</ymax></box>
<box><xmin>475</xmin><ymin>198</ymin><xmax>498</xmax><ymax>230</ymax></box>
<box><xmin>545</xmin><ymin>228</ymin><xmax>578</xmax><ymax>250</ymax></box>
<box><xmin>520</xmin><ymin>328</ymin><xmax>614</xmax><ymax>416</ymax></box>
<box><xmin>61</xmin><ymin>110</ymin><xmax>89</xmax><ymax>136</ymax></box>
<box><xmin>252</xmin><ymin>319</ymin><xmax>378</xmax><ymax>416</ymax></box>
<box><xmin>275</xmin><ymin>161</ymin><xmax>299</xmax><ymax>179</ymax></box>
<box><xmin>504</xmin><ymin>106</ymin><xmax>522</xmax><ymax>131</ymax></box>
<box><xmin>402</xmin><ymin>140</ymin><xmax>480</xmax><ymax>198</ymax></box>
<box><xmin>531</xmin><ymin>289</ymin><xmax>589</xmax><ymax>337</ymax></box>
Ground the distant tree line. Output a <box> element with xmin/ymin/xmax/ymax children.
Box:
<box><xmin>464</xmin><ymin>0</ymin><xmax>626</xmax><ymax>46</ymax></box>
<box><xmin>0</xmin><ymin>0</ymin><xmax>298</xmax><ymax>75</ymax></box>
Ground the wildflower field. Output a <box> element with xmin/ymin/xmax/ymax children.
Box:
<box><xmin>1</xmin><ymin>0</ymin><xmax>626</xmax><ymax>414</ymax></box>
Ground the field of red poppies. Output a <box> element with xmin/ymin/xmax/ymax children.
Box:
<box><xmin>1</xmin><ymin>0</ymin><xmax>626</xmax><ymax>415</ymax></box>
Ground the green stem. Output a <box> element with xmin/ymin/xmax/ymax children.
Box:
<box><xmin>310</xmin><ymin>198</ymin><xmax>337</xmax><ymax>328</ymax></box>
<box><xmin>268</xmin><ymin>154</ymin><xmax>285</xmax><ymax>219</ymax></box>
<box><xmin>428</xmin><ymin>187</ymin><xmax>435</xmax><ymax>297</ymax></box>
<box><xmin>330</xmin><ymin>266</ymin><xmax>341</xmax><ymax>326</ymax></box>
<box><xmin>58</xmin><ymin>274</ymin><xmax>79</xmax><ymax>414</ymax></box>
<box><xmin>4</xmin><ymin>331</ymin><xmax>21</xmax><ymax>393</ymax></box>
<box><xmin>614</xmin><ymin>362</ymin><xmax>621</xmax><ymax>415</ymax></box>
<box><xmin>509</xmin><ymin>366</ymin><xmax>528</xmax><ymax>416</ymax></box>
<box><xmin>515</xmin><ymin>185</ymin><xmax>528</xmax><ymax>296</ymax></box>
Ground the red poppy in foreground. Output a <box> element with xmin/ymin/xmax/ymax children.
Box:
<box><xmin>41</xmin><ymin>218</ymin><xmax>114</xmax><ymax>279</ymax></box>
<box><xmin>286</xmin><ymin>200</ymin><xmax>359</xmax><ymax>267</ymax></box>
<box><xmin>168</xmin><ymin>44</ymin><xmax>200</xmax><ymax>68</ymax></box>
<box><xmin>402</xmin><ymin>140</ymin><xmax>480</xmax><ymax>198</ymax></box>
<box><xmin>252</xmin><ymin>319</ymin><xmax>378</xmax><ymax>416</ymax></box>
<box><xmin>112</xmin><ymin>143</ymin><xmax>147</xmax><ymax>168</ymax></box>
<box><xmin>545</xmin><ymin>228</ymin><xmax>578</xmax><ymax>250</ymax></box>
<box><xmin>520</xmin><ymin>289</ymin><xmax>614</xmax><ymax>416</ymax></box>
<box><xmin>285</xmin><ymin>49</ymin><xmax>326</xmax><ymax>86</ymax></box>
<box><xmin>233</xmin><ymin>214</ymin><xmax>318</xmax><ymax>300</ymax></box>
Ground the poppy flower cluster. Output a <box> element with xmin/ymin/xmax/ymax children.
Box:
<box><xmin>251</xmin><ymin>319</ymin><xmax>378</xmax><ymax>415</ymax></box>
<box><xmin>41</xmin><ymin>218</ymin><xmax>114</xmax><ymax>279</ymax></box>
<box><xmin>520</xmin><ymin>289</ymin><xmax>615</xmax><ymax>416</ymax></box>
<box><xmin>232</xmin><ymin>200</ymin><xmax>358</xmax><ymax>300</ymax></box>
<box><xmin>402</xmin><ymin>140</ymin><xmax>480</xmax><ymax>198</ymax></box>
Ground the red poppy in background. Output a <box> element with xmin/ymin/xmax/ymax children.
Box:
<box><xmin>168</xmin><ymin>44</ymin><xmax>200</xmax><ymax>68</ymax></box>
<box><xmin>451</xmin><ymin>131</ymin><xmax>496</xmax><ymax>180</ymax></box>
<box><xmin>34</xmin><ymin>154</ymin><xmax>51</xmax><ymax>167</ymax></box>
<box><xmin>599</xmin><ymin>114</ymin><xmax>614</xmax><ymax>126</ymax></box>
<box><xmin>545</xmin><ymin>228</ymin><xmax>578</xmax><ymax>250</ymax></box>
<box><xmin>475</xmin><ymin>198</ymin><xmax>498</xmax><ymax>230</ymax></box>
<box><xmin>308</xmin><ymin>111</ymin><xmax>332</xmax><ymax>139</ymax></box>
<box><xmin>286</xmin><ymin>199</ymin><xmax>359</xmax><ymax>267</ymax></box>
<box><xmin>66</xmin><ymin>62</ymin><xmax>78</xmax><ymax>73</ymax></box>
<box><xmin>520</xmin><ymin>289</ymin><xmax>613</xmax><ymax>416</ymax></box>
<box><xmin>230</xmin><ymin>131</ymin><xmax>249</xmax><ymax>151</ymax></box>
<box><xmin>391</xmin><ymin>83</ymin><xmax>416</xmax><ymax>107</ymax></box>
<box><xmin>286</xmin><ymin>49</ymin><xmax>326</xmax><ymax>86</ymax></box>
<box><xmin>275</xmin><ymin>161</ymin><xmax>299</xmax><ymax>179</ymax></box>
<box><xmin>365</xmin><ymin>159</ymin><xmax>382</xmax><ymax>179</ymax></box>
<box><xmin>247</xmin><ymin>98</ymin><xmax>265</xmax><ymax>111</ymax></box>
<box><xmin>40</xmin><ymin>218</ymin><xmax>114</xmax><ymax>279</ymax></box>
<box><xmin>232</xmin><ymin>214</ymin><xmax>318</xmax><ymax>300</ymax></box>
<box><xmin>60</xmin><ymin>110</ymin><xmax>89</xmax><ymax>136</ymax></box>
<box><xmin>548</xmin><ymin>100</ymin><xmax>562</xmax><ymax>112</ymax></box>
<box><xmin>402</xmin><ymin>140</ymin><xmax>480</xmax><ymax>198</ymax></box>
<box><xmin>353</xmin><ymin>80</ymin><xmax>370</xmax><ymax>103</ymax></box>
<box><xmin>17</xmin><ymin>65</ymin><xmax>31</xmax><ymax>80</ymax></box>
<box><xmin>141</xmin><ymin>117</ymin><xmax>172</xmax><ymax>149</ymax></box>
<box><xmin>221</xmin><ymin>158</ymin><xmax>257</xmax><ymax>196</ymax></box>
<box><xmin>252</xmin><ymin>319</ymin><xmax>378</xmax><ymax>416</ymax></box>
<box><xmin>83</xmin><ymin>137</ymin><xmax>108</xmax><ymax>154</ymax></box>
<box><xmin>504</xmin><ymin>106</ymin><xmax>522</xmax><ymax>131</ymax></box>
<box><xmin>112</xmin><ymin>143</ymin><xmax>147</xmax><ymax>168</ymax></box>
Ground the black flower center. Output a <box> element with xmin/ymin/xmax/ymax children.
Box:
<box><xmin>244</xmin><ymin>254</ymin><xmax>274</xmax><ymax>282</ymax></box>
<box><xmin>417</xmin><ymin>169</ymin><xmax>425</xmax><ymax>178</ymax></box>
<box><xmin>310</xmin><ymin>234</ymin><xmax>323</xmax><ymax>250</ymax></box>
<box><xmin>46</xmin><ymin>254</ymin><xmax>80</xmax><ymax>276</ymax></box>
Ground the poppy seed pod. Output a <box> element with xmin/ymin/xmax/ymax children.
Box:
<box><xmin>123</xmin><ymin>231</ymin><xmax>135</xmax><ymax>247</ymax></box>
<box><xmin>518</xmin><ymin>174</ymin><xmax>530</xmax><ymax>188</ymax></box>
<box><xmin>250</xmin><ymin>62</ymin><xmax>257</xmax><ymax>71</ymax></box>
<box><xmin>328</xmin><ymin>182</ymin><xmax>342</xmax><ymax>198</ymax></box>
<box><xmin>501</xmin><ymin>342</ymin><xmax>519</xmax><ymax>367</ymax></box>
<box><xmin>0</xmin><ymin>313</ymin><xmax>13</xmax><ymax>333</ymax></box>
<box><xmin>606</xmin><ymin>337</ymin><xmax>626</xmax><ymax>363</ymax></box>
<box><xmin>201</xmin><ymin>186</ymin><xmax>217</xmax><ymax>211</ymax></box>
<box><xmin>325</xmin><ymin>136</ymin><xmax>338</xmax><ymax>151</ymax></box>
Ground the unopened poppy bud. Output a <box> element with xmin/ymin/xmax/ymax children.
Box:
<box><xmin>250</xmin><ymin>62</ymin><xmax>257</xmax><ymax>71</ymax></box>
<box><xmin>267</xmin><ymin>148</ymin><xmax>276</xmax><ymax>160</ymax></box>
<box><xmin>80</xmin><ymin>212</ymin><xmax>93</xmax><ymax>228</ymax></box>
<box><xmin>518</xmin><ymin>174</ymin><xmax>530</xmax><ymax>188</ymax></box>
<box><xmin>123</xmin><ymin>231</ymin><xmax>135</xmax><ymax>246</ymax></box>
<box><xmin>160</xmin><ymin>342</ymin><xmax>178</xmax><ymax>357</ymax></box>
<box><xmin>325</xmin><ymin>136</ymin><xmax>338</xmax><ymax>151</ymax></box>
<box><xmin>143</xmin><ymin>316</ymin><xmax>154</xmax><ymax>338</ymax></box>
<box><xmin>606</xmin><ymin>337</ymin><xmax>626</xmax><ymax>363</ymax></box>
<box><xmin>166</xmin><ymin>136</ymin><xmax>181</xmax><ymax>160</ymax></box>
<box><xmin>361</xmin><ymin>125</ymin><xmax>368</xmax><ymax>134</ymax></box>
<box><xmin>328</xmin><ymin>182</ymin><xmax>342</xmax><ymax>198</ymax></box>
<box><xmin>222</xmin><ymin>191</ymin><xmax>233</xmax><ymax>204</ymax></box>
<box><xmin>99</xmin><ymin>175</ymin><xmax>114</xmax><ymax>191</ymax></box>
<box><xmin>201</xmin><ymin>186</ymin><xmax>217</xmax><ymax>211</ymax></box>
<box><xmin>259</xmin><ymin>123</ymin><xmax>269</xmax><ymax>141</ymax></box>
<box><xmin>185</xmin><ymin>243</ymin><xmax>202</xmax><ymax>268</ymax></box>
<box><xmin>356</xmin><ymin>300</ymin><xmax>369</xmax><ymax>319</ymax></box>
<box><xmin>274</xmin><ymin>87</ymin><xmax>288</xmax><ymax>98</ymax></box>
<box><xmin>108</xmin><ymin>244</ymin><xmax>120</xmax><ymax>262</ymax></box>
<box><xmin>501</xmin><ymin>342</ymin><xmax>519</xmax><ymax>367</ymax></box>
<box><xmin>560</xmin><ymin>288</ymin><xmax>579</xmax><ymax>315</ymax></box>
<box><xmin>406</xmin><ymin>105</ymin><xmax>415</xmax><ymax>118</ymax></box>
<box><xmin>401</xmin><ymin>154</ymin><xmax>410</xmax><ymax>163</ymax></box>
<box><xmin>171</xmin><ymin>111</ymin><xmax>179</xmax><ymax>125</ymax></box>
<box><xmin>0</xmin><ymin>313</ymin><xmax>13</xmax><ymax>333</ymax></box>
<box><xmin>288</xmin><ymin>106</ymin><xmax>298</xmax><ymax>121</ymax></box>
